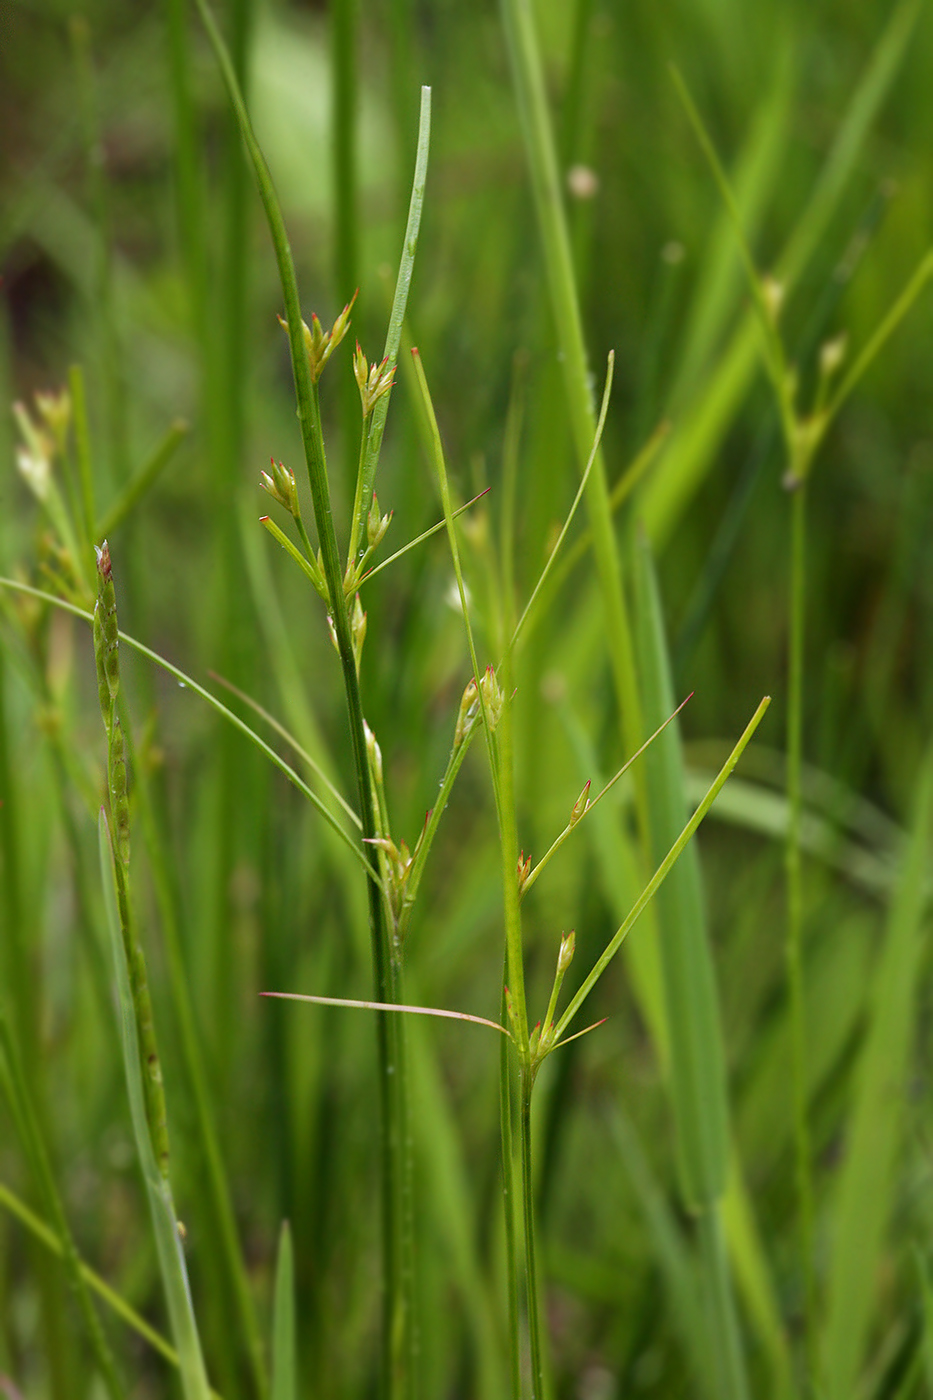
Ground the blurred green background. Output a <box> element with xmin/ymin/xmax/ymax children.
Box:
<box><xmin>2</xmin><ymin>0</ymin><xmax>933</xmax><ymax>1396</ymax></box>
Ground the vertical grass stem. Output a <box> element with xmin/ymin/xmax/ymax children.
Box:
<box><xmin>785</xmin><ymin>480</ymin><xmax>816</xmax><ymax>1352</ymax></box>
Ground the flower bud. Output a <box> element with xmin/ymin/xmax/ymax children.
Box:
<box><xmin>367</xmin><ymin>492</ymin><xmax>392</xmax><ymax>550</ymax></box>
<box><xmin>260</xmin><ymin>457</ymin><xmax>300</xmax><ymax>517</ymax></box>
<box><xmin>557</xmin><ymin>929</ymin><xmax>575</xmax><ymax>975</ymax></box>
<box><xmin>279</xmin><ymin>289</ymin><xmax>358</xmax><ymax>384</ymax></box>
<box><xmin>364</xmin><ymin>719</ymin><xmax>383</xmax><ymax>788</ymax></box>
<box><xmin>517</xmin><ymin>850</ymin><xmax>532</xmax><ymax>894</ymax></box>
<box><xmin>569</xmin><ymin>780</ymin><xmax>590</xmax><ymax>827</ymax></box>
<box><xmin>354</xmin><ymin>343</ymin><xmax>396</xmax><ymax>418</ymax></box>
<box><xmin>479</xmin><ymin>666</ymin><xmax>504</xmax><ymax>731</ymax></box>
<box><xmin>454</xmin><ymin>677</ymin><xmax>479</xmax><ymax>748</ymax></box>
<box><xmin>350</xmin><ymin>593</ymin><xmax>367</xmax><ymax>673</ymax></box>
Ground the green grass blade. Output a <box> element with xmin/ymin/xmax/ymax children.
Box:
<box><xmin>98</xmin><ymin>811</ymin><xmax>212</xmax><ymax>1400</ymax></box>
<box><xmin>821</xmin><ymin>749</ymin><xmax>933</xmax><ymax>1400</ymax></box>
<box><xmin>721</xmin><ymin>1161</ymin><xmax>795</xmax><ymax>1399</ymax></box>
<box><xmin>350</xmin><ymin>87</ymin><xmax>431</xmax><ymax>559</ymax></box>
<box><xmin>553</xmin><ymin>695</ymin><xmax>770</xmax><ymax>1044</ymax></box>
<box><xmin>607</xmin><ymin>1107</ymin><xmax>710</xmax><ymax>1388</ymax></box>
<box><xmin>96</xmin><ymin>418</ymin><xmax>189</xmax><ymax>540</ymax></box>
<box><xmin>498</xmin><ymin>0</ymin><xmax>643</xmax><ymax>764</ymax></box>
<box><xmin>271</xmin><ymin>1222</ymin><xmax>296</xmax><ymax>1400</ymax></box>
<box><xmin>632</xmin><ymin>534</ymin><xmax>729</xmax><ymax>1209</ymax></box>
<box><xmin>631</xmin><ymin>533</ymin><xmax>748</xmax><ymax>1399</ymax></box>
<box><xmin>0</xmin><ymin>1014</ymin><xmax>123</xmax><ymax>1400</ymax></box>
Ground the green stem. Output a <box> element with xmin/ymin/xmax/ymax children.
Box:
<box><xmin>499</xmin><ymin>984</ymin><xmax>521</xmax><ymax>1400</ymax></box>
<box><xmin>331</xmin><ymin>0</ymin><xmax>360</xmax><ymax>493</ymax></box>
<box><xmin>189</xmin><ymin>10</ymin><xmax>426</xmax><ymax>1392</ymax></box>
<box><xmin>785</xmin><ymin>480</ymin><xmax>816</xmax><ymax>1353</ymax></box>
<box><xmin>350</xmin><ymin>90</ymin><xmax>431</xmax><ymax>561</ymax></box>
<box><xmin>520</xmin><ymin>1069</ymin><xmax>545</xmax><ymax>1399</ymax></box>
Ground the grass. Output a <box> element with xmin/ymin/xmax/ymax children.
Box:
<box><xmin>2</xmin><ymin>1</ymin><xmax>933</xmax><ymax>1398</ymax></box>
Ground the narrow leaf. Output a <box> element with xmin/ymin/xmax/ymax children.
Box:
<box><xmin>98</xmin><ymin>811</ymin><xmax>212</xmax><ymax>1400</ymax></box>
<box><xmin>822</xmin><ymin>749</ymin><xmax>933</xmax><ymax>1400</ymax></box>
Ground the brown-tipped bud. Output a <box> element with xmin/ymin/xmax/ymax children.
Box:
<box><xmin>557</xmin><ymin>929</ymin><xmax>576</xmax><ymax>975</ymax></box>
<box><xmin>280</xmin><ymin>290</ymin><xmax>358</xmax><ymax>383</ymax></box>
<box><xmin>364</xmin><ymin>719</ymin><xmax>383</xmax><ymax>788</ymax></box>
<box><xmin>528</xmin><ymin>1021</ymin><xmax>542</xmax><ymax>1056</ymax></box>
<box><xmin>479</xmin><ymin>665</ymin><xmax>504</xmax><ymax>731</ymax></box>
<box><xmin>353</xmin><ymin>341</ymin><xmax>368</xmax><ymax>392</ymax></box>
<box><xmin>569</xmin><ymin>780</ymin><xmax>590</xmax><ymax>827</ymax></box>
<box><xmin>329</xmin><ymin>290</ymin><xmax>358</xmax><ymax>355</ymax></box>
<box><xmin>260</xmin><ymin>457</ymin><xmax>300</xmax><ymax>517</ymax></box>
<box><xmin>354</xmin><ymin>344</ymin><xmax>396</xmax><ymax>418</ymax></box>
<box><xmin>367</xmin><ymin>492</ymin><xmax>392</xmax><ymax>550</ymax></box>
<box><xmin>454</xmin><ymin>677</ymin><xmax>479</xmax><ymax>748</ymax></box>
<box><xmin>517</xmin><ymin>850</ymin><xmax>532</xmax><ymax>894</ymax></box>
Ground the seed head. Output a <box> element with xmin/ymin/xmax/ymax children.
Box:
<box><xmin>479</xmin><ymin>666</ymin><xmax>504</xmax><ymax>731</ymax></box>
<box><xmin>354</xmin><ymin>343</ymin><xmax>396</xmax><ymax>418</ymax></box>
<box><xmin>279</xmin><ymin>289</ymin><xmax>358</xmax><ymax>383</ymax></box>
<box><xmin>454</xmin><ymin>677</ymin><xmax>479</xmax><ymax>748</ymax></box>
<box><xmin>366</xmin><ymin>492</ymin><xmax>392</xmax><ymax>550</ymax></box>
<box><xmin>260</xmin><ymin>457</ymin><xmax>300</xmax><ymax>517</ymax></box>
<box><xmin>557</xmin><ymin>929</ymin><xmax>576</xmax><ymax>975</ymax></box>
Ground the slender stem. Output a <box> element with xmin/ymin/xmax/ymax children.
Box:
<box><xmin>499</xmin><ymin>982</ymin><xmax>522</xmax><ymax>1400</ymax></box>
<box><xmin>349</xmin><ymin>89</ymin><xmax>431</xmax><ymax>560</ymax></box>
<box><xmin>331</xmin><ymin>0</ymin><xmax>360</xmax><ymax>493</ymax></box>
<box><xmin>520</xmin><ymin>1069</ymin><xmax>545</xmax><ymax>1399</ymax></box>
<box><xmin>785</xmin><ymin>480</ymin><xmax>816</xmax><ymax>1352</ymax></box>
<box><xmin>188</xmin><ymin>13</ymin><xmax>428</xmax><ymax>1393</ymax></box>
